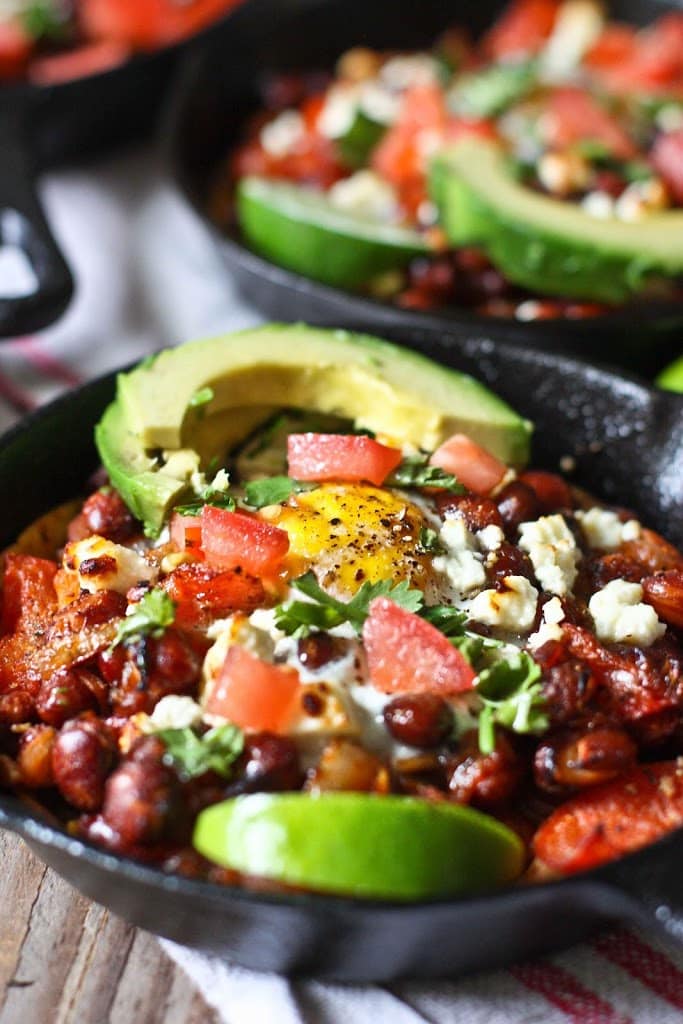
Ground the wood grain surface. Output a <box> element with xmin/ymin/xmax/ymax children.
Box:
<box><xmin>0</xmin><ymin>830</ymin><xmax>219</xmax><ymax>1024</ymax></box>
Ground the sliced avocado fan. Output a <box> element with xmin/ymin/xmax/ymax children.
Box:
<box><xmin>95</xmin><ymin>325</ymin><xmax>532</xmax><ymax>536</ymax></box>
<box><xmin>431</xmin><ymin>137</ymin><xmax>683</xmax><ymax>304</ymax></box>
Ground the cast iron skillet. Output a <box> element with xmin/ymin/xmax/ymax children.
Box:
<box><xmin>170</xmin><ymin>0</ymin><xmax>683</xmax><ymax>377</ymax></box>
<box><xmin>0</xmin><ymin>6</ymin><xmax>247</xmax><ymax>339</ymax></box>
<box><xmin>0</xmin><ymin>326</ymin><xmax>682</xmax><ymax>979</ymax></box>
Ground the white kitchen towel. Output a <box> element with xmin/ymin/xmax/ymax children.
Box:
<box><xmin>3</xmin><ymin>147</ymin><xmax>683</xmax><ymax>1024</ymax></box>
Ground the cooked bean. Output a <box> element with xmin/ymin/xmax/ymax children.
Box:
<box><xmin>443</xmin><ymin>729</ymin><xmax>523</xmax><ymax>807</ymax></box>
<box><xmin>519</xmin><ymin>471</ymin><xmax>572</xmax><ymax>513</ymax></box>
<box><xmin>18</xmin><ymin>725</ymin><xmax>56</xmax><ymax>788</ymax></box>
<box><xmin>36</xmin><ymin>668</ymin><xmax>106</xmax><ymax>727</ymax></box>
<box><xmin>231</xmin><ymin>732</ymin><xmax>302</xmax><ymax>794</ymax></box>
<box><xmin>297</xmin><ymin>633</ymin><xmax>337</xmax><ymax>670</ymax></box>
<box><xmin>103</xmin><ymin>736</ymin><xmax>187</xmax><ymax>845</ymax></box>
<box><xmin>0</xmin><ymin>691</ymin><xmax>35</xmax><ymax>726</ymax></box>
<box><xmin>305</xmin><ymin>738</ymin><xmax>388</xmax><ymax>793</ymax></box>
<box><xmin>80</xmin><ymin>489</ymin><xmax>137</xmax><ymax>542</ymax></box>
<box><xmin>534</xmin><ymin>726</ymin><xmax>637</xmax><ymax>794</ymax></box>
<box><xmin>384</xmin><ymin>694</ymin><xmax>453</xmax><ymax>748</ymax></box>
<box><xmin>496</xmin><ymin>481</ymin><xmax>540</xmax><ymax>534</ymax></box>
<box><xmin>434</xmin><ymin>494</ymin><xmax>503</xmax><ymax>531</ymax></box>
<box><xmin>52</xmin><ymin>717</ymin><xmax>115</xmax><ymax>811</ymax></box>
<box><xmin>642</xmin><ymin>569</ymin><xmax>683</xmax><ymax>630</ymax></box>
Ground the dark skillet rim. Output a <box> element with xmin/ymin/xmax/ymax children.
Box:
<box><xmin>0</xmin><ymin>348</ymin><xmax>681</xmax><ymax>918</ymax></box>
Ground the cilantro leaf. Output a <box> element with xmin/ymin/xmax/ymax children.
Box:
<box><xmin>175</xmin><ymin>470</ymin><xmax>235</xmax><ymax>517</ymax></box>
<box><xmin>244</xmin><ymin>476</ymin><xmax>315</xmax><ymax>509</ymax></box>
<box><xmin>476</xmin><ymin>652</ymin><xmax>548</xmax><ymax>754</ymax></box>
<box><xmin>158</xmin><ymin>724</ymin><xmax>243</xmax><ymax>779</ymax></box>
<box><xmin>111</xmin><ymin>588</ymin><xmax>176</xmax><ymax>650</ymax></box>
<box><xmin>420</xmin><ymin>604</ymin><xmax>467</xmax><ymax>636</ymax></box>
<box><xmin>23</xmin><ymin>1</ymin><xmax>70</xmax><ymax>41</ymax></box>
<box><xmin>275</xmin><ymin>572</ymin><xmax>424</xmax><ymax>637</ymax></box>
<box><xmin>417</xmin><ymin>526</ymin><xmax>444</xmax><ymax>554</ymax></box>
<box><xmin>388</xmin><ymin>454</ymin><xmax>465</xmax><ymax>494</ymax></box>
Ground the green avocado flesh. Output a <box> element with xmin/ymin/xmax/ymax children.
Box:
<box><xmin>193</xmin><ymin>793</ymin><xmax>524</xmax><ymax>899</ymax></box>
<box><xmin>431</xmin><ymin>138</ymin><xmax>683</xmax><ymax>304</ymax></box>
<box><xmin>657</xmin><ymin>356</ymin><xmax>683</xmax><ymax>393</ymax></box>
<box><xmin>237</xmin><ymin>176</ymin><xmax>428</xmax><ymax>288</ymax></box>
<box><xmin>95</xmin><ymin>325</ymin><xmax>532</xmax><ymax>536</ymax></box>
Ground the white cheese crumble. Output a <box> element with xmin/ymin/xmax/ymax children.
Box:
<box><xmin>379</xmin><ymin>54</ymin><xmax>440</xmax><ymax>91</ymax></box>
<box><xmin>467</xmin><ymin>575</ymin><xmax>539</xmax><ymax>633</ymax></box>
<box><xmin>476</xmin><ymin>525</ymin><xmax>505</xmax><ymax>553</ymax></box>
<box><xmin>576</xmin><ymin>508</ymin><xmax>641</xmax><ymax>551</ymax></box>
<box><xmin>588</xmin><ymin>579</ymin><xmax>666</xmax><ymax>646</ymax></box>
<box><xmin>581</xmin><ymin>190</ymin><xmax>615</xmax><ymax>219</ymax></box>
<box><xmin>63</xmin><ymin>536</ymin><xmax>157</xmax><ymax>595</ymax></box>
<box><xmin>528</xmin><ymin>596</ymin><xmax>565</xmax><ymax>650</ymax></box>
<box><xmin>260</xmin><ymin>110</ymin><xmax>305</xmax><ymax>156</ymax></box>
<box><xmin>149</xmin><ymin>696</ymin><xmax>204</xmax><ymax>731</ymax></box>
<box><xmin>540</xmin><ymin>0</ymin><xmax>604</xmax><ymax>79</ymax></box>
<box><xmin>432</xmin><ymin>516</ymin><xmax>487</xmax><ymax>599</ymax></box>
<box><xmin>518</xmin><ymin>514</ymin><xmax>580</xmax><ymax>596</ymax></box>
<box><xmin>328</xmin><ymin>170</ymin><xmax>399</xmax><ymax>222</ymax></box>
<box><xmin>318</xmin><ymin>85</ymin><xmax>359</xmax><ymax>138</ymax></box>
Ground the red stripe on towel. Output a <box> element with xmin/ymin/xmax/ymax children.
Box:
<box><xmin>12</xmin><ymin>336</ymin><xmax>83</xmax><ymax>388</ymax></box>
<box><xmin>510</xmin><ymin>961</ymin><xmax>633</xmax><ymax>1024</ymax></box>
<box><xmin>593</xmin><ymin>929</ymin><xmax>683</xmax><ymax>1009</ymax></box>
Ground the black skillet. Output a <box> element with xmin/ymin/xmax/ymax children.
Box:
<box><xmin>0</xmin><ymin>326</ymin><xmax>682</xmax><ymax>980</ymax></box>
<box><xmin>0</xmin><ymin>6</ymin><xmax>247</xmax><ymax>339</ymax></box>
<box><xmin>170</xmin><ymin>0</ymin><xmax>683</xmax><ymax>378</ymax></box>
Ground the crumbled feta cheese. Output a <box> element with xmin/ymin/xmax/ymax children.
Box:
<box><xmin>288</xmin><ymin>682</ymin><xmax>360</xmax><ymax>740</ymax></box>
<box><xmin>358</xmin><ymin>82</ymin><xmax>400</xmax><ymax>124</ymax></box>
<box><xmin>528</xmin><ymin>596</ymin><xmax>565</xmax><ymax>650</ymax></box>
<box><xmin>328</xmin><ymin>170</ymin><xmax>399</xmax><ymax>222</ymax></box>
<box><xmin>581</xmin><ymin>190</ymin><xmax>615</xmax><ymax>219</ymax></box>
<box><xmin>318</xmin><ymin>85</ymin><xmax>359</xmax><ymax>138</ymax></box>
<box><xmin>576</xmin><ymin>508</ymin><xmax>641</xmax><ymax>551</ymax></box>
<box><xmin>433</xmin><ymin>516</ymin><xmax>487</xmax><ymax>598</ymax></box>
<box><xmin>149</xmin><ymin>696</ymin><xmax>204</xmax><ymax>731</ymax></box>
<box><xmin>588</xmin><ymin>579</ymin><xmax>666</xmax><ymax>646</ymax></box>
<box><xmin>476</xmin><ymin>525</ymin><xmax>505</xmax><ymax>553</ymax></box>
<box><xmin>537</xmin><ymin>150</ymin><xmax>590</xmax><ymax>196</ymax></box>
<box><xmin>615</xmin><ymin>178</ymin><xmax>669</xmax><ymax>222</ymax></box>
<box><xmin>380</xmin><ymin>54</ymin><xmax>440</xmax><ymax>91</ymax></box>
<box><xmin>518</xmin><ymin>514</ymin><xmax>580</xmax><ymax>596</ymax></box>
<box><xmin>540</xmin><ymin>0</ymin><xmax>604</xmax><ymax>79</ymax></box>
<box><xmin>467</xmin><ymin>575</ymin><xmax>539</xmax><ymax>632</ymax></box>
<box><xmin>260</xmin><ymin>110</ymin><xmax>305</xmax><ymax>156</ymax></box>
<box><xmin>63</xmin><ymin>536</ymin><xmax>157</xmax><ymax>595</ymax></box>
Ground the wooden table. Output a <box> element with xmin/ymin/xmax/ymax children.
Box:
<box><xmin>0</xmin><ymin>831</ymin><xmax>219</xmax><ymax>1024</ymax></box>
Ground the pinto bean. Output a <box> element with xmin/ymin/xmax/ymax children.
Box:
<box><xmin>102</xmin><ymin>628</ymin><xmax>201</xmax><ymax>717</ymax></box>
<box><xmin>496</xmin><ymin>481</ymin><xmax>540</xmax><ymax>535</ymax></box>
<box><xmin>0</xmin><ymin>691</ymin><xmax>35</xmax><ymax>726</ymax></box>
<box><xmin>18</xmin><ymin>725</ymin><xmax>56</xmax><ymax>788</ymax></box>
<box><xmin>296</xmin><ymin>632</ymin><xmax>339</xmax><ymax>670</ymax></box>
<box><xmin>102</xmin><ymin>737</ymin><xmax>187</xmax><ymax>845</ymax></box>
<box><xmin>642</xmin><ymin>570</ymin><xmax>683</xmax><ymax>630</ymax></box>
<box><xmin>52</xmin><ymin>717</ymin><xmax>115</xmax><ymax>811</ymax></box>
<box><xmin>80</xmin><ymin>489</ymin><xmax>138</xmax><ymax>542</ymax></box>
<box><xmin>534</xmin><ymin>726</ymin><xmax>637</xmax><ymax>794</ymax></box>
<box><xmin>434</xmin><ymin>494</ymin><xmax>503</xmax><ymax>532</ymax></box>
<box><xmin>442</xmin><ymin>729</ymin><xmax>524</xmax><ymax>807</ymax></box>
<box><xmin>518</xmin><ymin>471</ymin><xmax>573</xmax><ymax>513</ymax></box>
<box><xmin>36</xmin><ymin>668</ymin><xmax>106</xmax><ymax>727</ymax></box>
<box><xmin>230</xmin><ymin>732</ymin><xmax>302</xmax><ymax>794</ymax></box>
<box><xmin>487</xmin><ymin>542</ymin><xmax>535</xmax><ymax>585</ymax></box>
<box><xmin>384</xmin><ymin>694</ymin><xmax>453</xmax><ymax>748</ymax></box>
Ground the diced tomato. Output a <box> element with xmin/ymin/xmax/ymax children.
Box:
<box><xmin>363</xmin><ymin>597</ymin><xmax>476</xmax><ymax>695</ymax></box>
<box><xmin>205</xmin><ymin>645</ymin><xmax>301</xmax><ymax>732</ymax></box>
<box><xmin>170</xmin><ymin>512</ymin><xmax>203</xmax><ymax>553</ymax></box>
<box><xmin>519</xmin><ymin>470</ymin><xmax>572</xmax><ymax>513</ymax></box>
<box><xmin>161</xmin><ymin>562</ymin><xmax>266</xmax><ymax>630</ymax></box>
<box><xmin>201</xmin><ymin>506</ymin><xmax>289</xmax><ymax>576</ymax></box>
<box><xmin>482</xmin><ymin>0</ymin><xmax>560</xmax><ymax>60</ymax></box>
<box><xmin>1</xmin><ymin>555</ymin><xmax>58</xmax><ymax>635</ymax></box>
<box><xmin>79</xmin><ymin>0</ymin><xmax>241</xmax><ymax>50</ymax></box>
<box><xmin>287</xmin><ymin>433</ymin><xmax>402</xmax><ymax>486</ymax></box>
<box><xmin>231</xmin><ymin>132</ymin><xmax>347</xmax><ymax>190</ymax></box>
<box><xmin>29</xmin><ymin>40</ymin><xmax>130</xmax><ymax>84</ymax></box>
<box><xmin>585</xmin><ymin>14</ymin><xmax>683</xmax><ymax>96</ymax></box>
<box><xmin>534</xmin><ymin>761</ymin><xmax>683</xmax><ymax>873</ymax></box>
<box><xmin>543</xmin><ymin>86</ymin><xmax>636</xmax><ymax>159</ymax></box>
<box><xmin>430</xmin><ymin>433</ymin><xmax>507</xmax><ymax>495</ymax></box>
<box><xmin>0</xmin><ymin>19</ymin><xmax>32</xmax><ymax>78</ymax></box>
<box><xmin>583</xmin><ymin>24</ymin><xmax>638</xmax><ymax>71</ymax></box>
<box><xmin>651</xmin><ymin>130</ymin><xmax>683</xmax><ymax>205</ymax></box>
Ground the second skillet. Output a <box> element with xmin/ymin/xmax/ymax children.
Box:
<box><xmin>170</xmin><ymin>0</ymin><xmax>683</xmax><ymax>377</ymax></box>
<box><xmin>0</xmin><ymin>323</ymin><xmax>681</xmax><ymax>979</ymax></box>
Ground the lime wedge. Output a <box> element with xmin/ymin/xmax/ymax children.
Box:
<box><xmin>656</xmin><ymin>356</ymin><xmax>683</xmax><ymax>393</ymax></box>
<box><xmin>193</xmin><ymin>792</ymin><xmax>524</xmax><ymax>899</ymax></box>
<box><xmin>237</xmin><ymin>176</ymin><xmax>429</xmax><ymax>289</ymax></box>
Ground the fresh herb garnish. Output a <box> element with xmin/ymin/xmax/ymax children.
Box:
<box><xmin>158</xmin><ymin>724</ymin><xmax>243</xmax><ymax>779</ymax></box>
<box><xmin>23</xmin><ymin>1</ymin><xmax>70</xmax><ymax>41</ymax></box>
<box><xmin>417</xmin><ymin>526</ymin><xmax>444</xmax><ymax>554</ymax></box>
<box><xmin>111</xmin><ymin>588</ymin><xmax>176</xmax><ymax>650</ymax></box>
<box><xmin>175</xmin><ymin>469</ymin><xmax>235</xmax><ymax>516</ymax></box>
<box><xmin>188</xmin><ymin>386</ymin><xmax>214</xmax><ymax>408</ymax></box>
<box><xmin>275</xmin><ymin>572</ymin><xmax>423</xmax><ymax>637</ymax></box>
<box><xmin>476</xmin><ymin>652</ymin><xmax>547</xmax><ymax>754</ymax></box>
<box><xmin>244</xmin><ymin>475</ymin><xmax>316</xmax><ymax>509</ymax></box>
<box><xmin>388</xmin><ymin>454</ymin><xmax>465</xmax><ymax>494</ymax></box>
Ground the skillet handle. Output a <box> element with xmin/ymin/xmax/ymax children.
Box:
<box><xmin>0</xmin><ymin>105</ymin><xmax>73</xmax><ymax>337</ymax></box>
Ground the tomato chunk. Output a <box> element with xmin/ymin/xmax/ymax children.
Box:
<box><xmin>543</xmin><ymin>86</ymin><xmax>636</xmax><ymax>159</ymax></box>
<box><xmin>170</xmin><ymin>512</ymin><xmax>203</xmax><ymax>553</ymax></box>
<box><xmin>161</xmin><ymin>562</ymin><xmax>266</xmax><ymax>630</ymax></box>
<box><xmin>430</xmin><ymin>433</ymin><xmax>507</xmax><ymax>495</ymax></box>
<box><xmin>29</xmin><ymin>40</ymin><xmax>130</xmax><ymax>85</ymax></box>
<box><xmin>534</xmin><ymin>761</ymin><xmax>683</xmax><ymax>874</ymax></box>
<box><xmin>1</xmin><ymin>555</ymin><xmax>58</xmax><ymax>635</ymax></box>
<box><xmin>287</xmin><ymin>433</ymin><xmax>402</xmax><ymax>486</ymax></box>
<box><xmin>0</xmin><ymin>19</ymin><xmax>32</xmax><ymax>78</ymax></box>
<box><xmin>363</xmin><ymin>597</ymin><xmax>476</xmax><ymax>695</ymax></box>
<box><xmin>519</xmin><ymin>470</ymin><xmax>572</xmax><ymax>512</ymax></box>
<box><xmin>482</xmin><ymin>0</ymin><xmax>560</xmax><ymax>59</ymax></box>
<box><xmin>205</xmin><ymin>645</ymin><xmax>301</xmax><ymax>732</ymax></box>
<box><xmin>80</xmin><ymin>0</ymin><xmax>241</xmax><ymax>50</ymax></box>
<box><xmin>201</xmin><ymin>506</ymin><xmax>289</xmax><ymax>576</ymax></box>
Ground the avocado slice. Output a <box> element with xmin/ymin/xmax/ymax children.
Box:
<box><xmin>95</xmin><ymin>325</ymin><xmax>532</xmax><ymax>535</ymax></box>
<box><xmin>337</xmin><ymin>109</ymin><xmax>387</xmax><ymax>168</ymax></box>
<box><xmin>237</xmin><ymin>176</ymin><xmax>428</xmax><ymax>289</ymax></box>
<box><xmin>193</xmin><ymin>793</ymin><xmax>524</xmax><ymax>899</ymax></box>
<box><xmin>431</xmin><ymin>137</ymin><xmax>683</xmax><ymax>303</ymax></box>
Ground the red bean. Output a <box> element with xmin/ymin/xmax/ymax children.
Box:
<box><xmin>297</xmin><ymin>633</ymin><xmax>337</xmax><ymax>670</ymax></box>
<box><xmin>384</xmin><ymin>694</ymin><xmax>453</xmax><ymax>748</ymax></box>
<box><xmin>435</xmin><ymin>494</ymin><xmax>503</xmax><ymax>532</ymax></box>
<box><xmin>18</xmin><ymin>725</ymin><xmax>56</xmax><ymax>788</ymax></box>
<box><xmin>0</xmin><ymin>691</ymin><xmax>35</xmax><ymax>726</ymax></box>
<box><xmin>232</xmin><ymin>732</ymin><xmax>301</xmax><ymax>793</ymax></box>
<box><xmin>80</xmin><ymin>489</ymin><xmax>137</xmax><ymax>542</ymax></box>
<box><xmin>487</xmin><ymin>542</ymin><xmax>535</xmax><ymax>585</ymax></box>
<box><xmin>443</xmin><ymin>730</ymin><xmax>524</xmax><ymax>807</ymax></box>
<box><xmin>36</xmin><ymin>668</ymin><xmax>106</xmax><ymax>727</ymax></box>
<box><xmin>519</xmin><ymin>471</ymin><xmax>573</xmax><ymax>513</ymax></box>
<box><xmin>52</xmin><ymin>717</ymin><xmax>115</xmax><ymax>811</ymax></box>
<box><xmin>103</xmin><ymin>736</ymin><xmax>187</xmax><ymax>845</ymax></box>
<box><xmin>496</xmin><ymin>480</ymin><xmax>540</xmax><ymax>534</ymax></box>
<box><xmin>534</xmin><ymin>726</ymin><xmax>637</xmax><ymax>794</ymax></box>
<box><xmin>642</xmin><ymin>570</ymin><xmax>683</xmax><ymax>630</ymax></box>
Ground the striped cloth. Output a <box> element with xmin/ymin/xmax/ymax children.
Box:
<box><xmin>3</xmin><ymin>146</ymin><xmax>683</xmax><ymax>1024</ymax></box>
